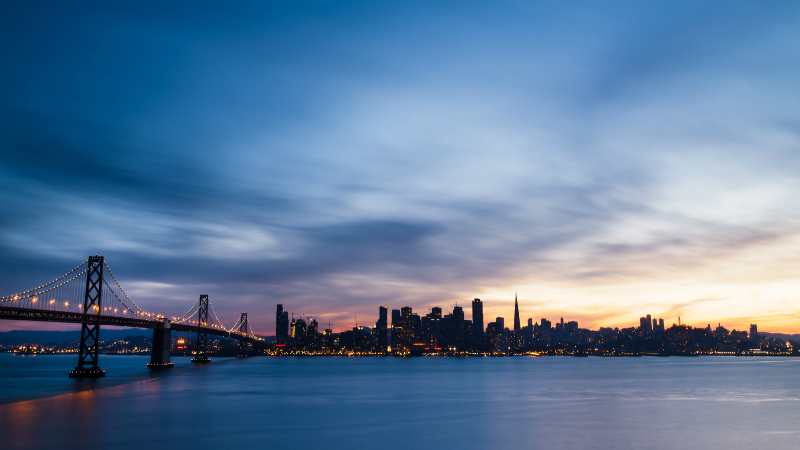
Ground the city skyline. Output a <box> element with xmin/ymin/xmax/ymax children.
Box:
<box><xmin>266</xmin><ymin>301</ymin><xmax>794</xmax><ymax>357</ymax></box>
<box><xmin>268</xmin><ymin>296</ymin><xmax>761</xmax><ymax>337</ymax></box>
<box><xmin>2</xmin><ymin>2</ymin><xmax>800</xmax><ymax>335</ymax></box>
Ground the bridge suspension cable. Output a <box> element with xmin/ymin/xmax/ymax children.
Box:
<box><xmin>173</xmin><ymin>297</ymin><xmax>200</xmax><ymax>323</ymax></box>
<box><xmin>0</xmin><ymin>260</ymin><xmax>88</xmax><ymax>302</ymax></box>
<box><xmin>102</xmin><ymin>261</ymin><xmax>156</xmax><ymax>319</ymax></box>
<box><xmin>1</xmin><ymin>257</ymin><xmax>263</xmax><ymax>342</ymax></box>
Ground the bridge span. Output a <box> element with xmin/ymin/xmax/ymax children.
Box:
<box><xmin>0</xmin><ymin>256</ymin><xmax>264</xmax><ymax>377</ymax></box>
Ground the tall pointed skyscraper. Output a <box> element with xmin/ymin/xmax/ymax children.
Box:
<box><xmin>513</xmin><ymin>293</ymin><xmax>521</xmax><ymax>332</ymax></box>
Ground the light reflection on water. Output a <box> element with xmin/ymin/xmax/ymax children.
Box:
<box><xmin>1</xmin><ymin>355</ymin><xmax>798</xmax><ymax>450</ymax></box>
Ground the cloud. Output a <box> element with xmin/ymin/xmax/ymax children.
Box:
<box><xmin>1</xmin><ymin>1</ymin><xmax>800</xmax><ymax>333</ymax></box>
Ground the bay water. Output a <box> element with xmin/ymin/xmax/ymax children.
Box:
<box><xmin>1</xmin><ymin>354</ymin><xmax>798</xmax><ymax>449</ymax></box>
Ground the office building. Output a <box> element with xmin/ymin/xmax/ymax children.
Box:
<box><xmin>376</xmin><ymin>306</ymin><xmax>388</xmax><ymax>351</ymax></box>
<box><xmin>276</xmin><ymin>304</ymin><xmax>289</xmax><ymax>345</ymax></box>
<box><xmin>472</xmin><ymin>299</ymin><xmax>484</xmax><ymax>335</ymax></box>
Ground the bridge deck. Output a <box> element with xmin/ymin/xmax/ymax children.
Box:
<box><xmin>0</xmin><ymin>306</ymin><xmax>260</xmax><ymax>344</ymax></box>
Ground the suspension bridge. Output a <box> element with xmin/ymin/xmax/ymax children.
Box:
<box><xmin>0</xmin><ymin>256</ymin><xmax>264</xmax><ymax>378</ymax></box>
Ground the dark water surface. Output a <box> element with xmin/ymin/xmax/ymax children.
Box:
<box><xmin>1</xmin><ymin>354</ymin><xmax>798</xmax><ymax>449</ymax></box>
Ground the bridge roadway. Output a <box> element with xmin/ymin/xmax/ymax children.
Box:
<box><xmin>0</xmin><ymin>305</ymin><xmax>262</xmax><ymax>345</ymax></box>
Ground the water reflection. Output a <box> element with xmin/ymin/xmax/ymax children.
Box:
<box><xmin>1</xmin><ymin>356</ymin><xmax>798</xmax><ymax>450</ymax></box>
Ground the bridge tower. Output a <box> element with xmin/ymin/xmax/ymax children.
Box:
<box><xmin>191</xmin><ymin>294</ymin><xmax>211</xmax><ymax>363</ymax></box>
<box><xmin>237</xmin><ymin>313</ymin><xmax>249</xmax><ymax>357</ymax></box>
<box><xmin>70</xmin><ymin>256</ymin><xmax>106</xmax><ymax>378</ymax></box>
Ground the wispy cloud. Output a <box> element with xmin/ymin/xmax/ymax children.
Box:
<box><xmin>1</xmin><ymin>1</ymin><xmax>799</xmax><ymax>333</ymax></box>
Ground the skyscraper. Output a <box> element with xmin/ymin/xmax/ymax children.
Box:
<box><xmin>391</xmin><ymin>309</ymin><xmax>401</xmax><ymax>351</ymax></box>
<box><xmin>276</xmin><ymin>304</ymin><xmax>289</xmax><ymax>345</ymax></box>
<box><xmin>472</xmin><ymin>298</ymin><xmax>484</xmax><ymax>334</ymax></box>
<box><xmin>513</xmin><ymin>293</ymin><xmax>521</xmax><ymax>332</ymax></box>
<box><xmin>401</xmin><ymin>306</ymin><xmax>413</xmax><ymax>349</ymax></box>
<box><xmin>377</xmin><ymin>306</ymin><xmax>388</xmax><ymax>351</ymax></box>
<box><xmin>750</xmin><ymin>324</ymin><xmax>758</xmax><ymax>340</ymax></box>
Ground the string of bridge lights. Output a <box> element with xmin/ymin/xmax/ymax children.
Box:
<box><xmin>0</xmin><ymin>259</ymin><xmax>87</xmax><ymax>301</ymax></box>
<box><xmin>173</xmin><ymin>305</ymin><xmax>199</xmax><ymax>324</ymax></box>
<box><xmin>2</xmin><ymin>258</ymin><xmax>263</xmax><ymax>341</ymax></box>
<box><xmin>173</xmin><ymin>297</ymin><xmax>200</xmax><ymax>322</ymax></box>
<box><xmin>209</xmin><ymin>304</ymin><xmax>227</xmax><ymax>331</ymax></box>
<box><xmin>103</xmin><ymin>261</ymin><xmax>156</xmax><ymax>319</ymax></box>
<box><xmin>0</xmin><ymin>268</ymin><xmax>89</xmax><ymax>304</ymax></box>
<box><xmin>102</xmin><ymin>279</ymin><xmax>144</xmax><ymax>317</ymax></box>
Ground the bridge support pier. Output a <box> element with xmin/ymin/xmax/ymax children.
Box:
<box><xmin>70</xmin><ymin>256</ymin><xmax>105</xmax><ymax>379</ymax></box>
<box><xmin>148</xmin><ymin>319</ymin><xmax>174</xmax><ymax>369</ymax></box>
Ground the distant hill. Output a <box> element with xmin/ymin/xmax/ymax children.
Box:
<box><xmin>760</xmin><ymin>332</ymin><xmax>800</xmax><ymax>343</ymax></box>
<box><xmin>0</xmin><ymin>329</ymin><xmax>189</xmax><ymax>345</ymax></box>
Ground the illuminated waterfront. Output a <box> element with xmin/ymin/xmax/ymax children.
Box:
<box><xmin>1</xmin><ymin>354</ymin><xmax>798</xmax><ymax>449</ymax></box>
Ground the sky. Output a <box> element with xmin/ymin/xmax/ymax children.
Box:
<box><xmin>1</xmin><ymin>1</ymin><xmax>799</xmax><ymax>335</ymax></box>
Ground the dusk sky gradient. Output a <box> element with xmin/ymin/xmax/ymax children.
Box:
<box><xmin>1</xmin><ymin>1</ymin><xmax>799</xmax><ymax>334</ymax></box>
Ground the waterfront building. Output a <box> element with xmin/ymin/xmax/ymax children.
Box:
<box><xmin>307</xmin><ymin>319</ymin><xmax>318</xmax><ymax>350</ymax></box>
<box><xmin>276</xmin><ymin>304</ymin><xmax>289</xmax><ymax>345</ymax></box>
<box><xmin>472</xmin><ymin>299</ymin><xmax>484</xmax><ymax>336</ymax></box>
<box><xmin>322</xmin><ymin>328</ymin><xmax>333</xmax><ymax>353</ymax></box>
<box><xmin>390</xmin><ymin>309</ymin><xmax>401</xmax><ymax>348</ymax></box>
<box><xmin>293</xmin><ymin>319</ymin><xmax>307</xmax><ymax>348</ymax></box>
<box><xmin>376</xmin><ymin>306</ymin><xmax>388</xmax><ymax>351</ymax></box>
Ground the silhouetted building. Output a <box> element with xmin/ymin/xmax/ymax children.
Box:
<box><xmin>307</xmin><ymin>319</ymin><xmax>319</xmax><ymax>350</ymax></box>
<box><xmin>391</xmin><ymin>306</ymin><xmax>414</xmax><ymax>353</ymax></box>
<box><xmin>472</xmin><ymin>299</ymin><xmax>484</xmax><ymax>335</ymax></box>
<box><xmin>513</xmin><ymin>294</ymin><xmax>521</xmax><ymax>332</ymax></box>
<box><xmin>293</xmin><ymin>318</ymin><xmax>307</xmax><ymax>349</ymax></box>
<box><xmin>322</xmin><ymin>328</ymin><xmax>333</xmax><ymax>352</ymax></box>
<box><xmin>353</xmin><ymin>326</ymin><xmax>372</xmax><ymax>352</ymax></box>
<box><xmin>750</xmin><ymin>324</ymin><xmax>758</xmax><ymax>341</ymax></box>
<box><xmin>276</xmin><ymin>304</ymin><xmax>289</xmax><ymax>345</ymax></box>
<box><xmin>424</xmin><ymin>307</ymin><xmax>443</xmax><ymax>350</ymax></box>
<box><xmin>392</xmin><ymin>309</ymin><xmax>401</xmax><ymax>326</ymax></box>
<box><xmin>496</xmin><ymin>317</ymin><xmax>505</xmax><ymax>331</ymax></box>
<box><xmin>390</xmin><ymin>309</ymin><xmax>401</xmax><ymax>349</ymax></box>
<box><xmin>376</xmin><ymin>306</ymin><xmax>388</xmax><ymax>351</ymax></box>
<box><xmin>486</xmin><ymin>321</ymin><xmax>501</xmax><ymax>352</ymax></box>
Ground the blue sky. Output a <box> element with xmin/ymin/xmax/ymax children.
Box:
<box><xmin>1</xmin><ymin>1</ymin><xmax>799</xmax><ymax>333</ymax></box>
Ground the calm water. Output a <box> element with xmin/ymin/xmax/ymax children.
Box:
<box><xmin>0</xmin><ymin>354</ymin><xmax>798</xmax><ymax>450</ymax></box>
